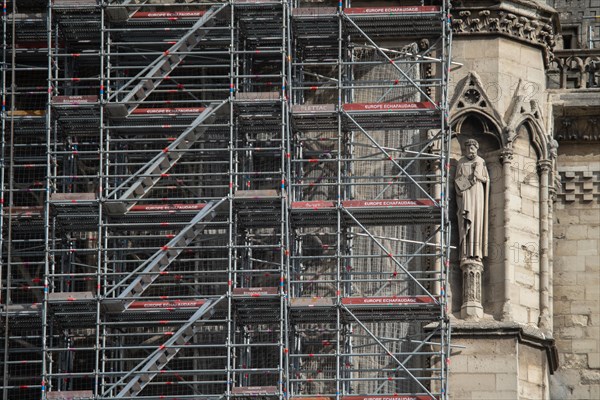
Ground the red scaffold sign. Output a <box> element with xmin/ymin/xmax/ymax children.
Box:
<box><xmin>130</xmin><ymin>203</ymin><xmax>207</xmax><ymax>212</ymax></box>
<box><xmin>345</xmin><ymin>6</ymin><xmax>439</xmax><ymax>15</ymax></box>
<box><xmin>232</xmin><ymin>287</ymin><xmax>278</xmax><ymax>296</ymax></box>
<box><xmin>343</xmin><ymin>102</ymin><xmax>436</xmax><ymax>112</ymax></box>
<box><xmin>128</xmin><ymin>300</ymin><xmax>207</xmax><ymax>309</ymax></box>
<box><xmin>131</xmin><ymin>107</ymin><xmax>206</xmax><ymax>115</ymax></box>
<box><xmin>52</xmin><ymin>95</ymin><xmax>98</xmax><ymax>105</ymax></box>
<box><xmin>131</xmin><ymin>11</ymin><xmax>207</xmax><ymax>19</ymax></box>
<box><xmin>342</xmin><ymin>396</ymin><xmax>437</xmax><ymax>400</ymax></box>
<box><xmin>343</xmin><ymin>199</ymin><xmax>436</xmax><ymax>208</ymax></box>
<box><xmin>342</xmin><ymin>296</ymin><xmax>436</xmax><ymax>305</ymax></box>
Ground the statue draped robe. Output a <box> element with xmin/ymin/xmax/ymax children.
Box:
<box><xmin>455</xmin><ymin>155</ymin><xmax>489</xmax><ymax>261</ymax></box>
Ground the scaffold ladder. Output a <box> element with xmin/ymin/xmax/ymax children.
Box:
<box><xmin>106</xmin><ymin>101</ymin><xmax>229</xmax><ymax>213</ymax></box>
<box><xmin>105</xmin><ymin>2</ymin><xmax>229</xmax><ymax>117</ymax></box>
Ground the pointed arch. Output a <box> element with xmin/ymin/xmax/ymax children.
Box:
<box><xmin>450</xmin><ymin>109</ymin><xmax>505</xmax><ymax>150</ymax></box>
<box><xmin>513</xmin><ymin>116</ymin><xmax>548</xmax><ymax>160</ymax></box>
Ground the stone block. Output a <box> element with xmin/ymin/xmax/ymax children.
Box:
<box><xmin>450</xmin><ymin>373</ymin><xmax>496</xmax><ymax>391</ymax></box>
<box><xmin>577</xmin><ymin>273</ymin><xmax>600</xmax><ymax>287</ymax></box>
<box><xmin>566</xmin><ymin>225</ymin><xmax>589</xmax><ymax>240</ymax></box>
<box><xmin>496</xmin><ymin>372</ymin><xmax>518</xmax><ymax>391</ymax></box>
<box><xmin>578</xmin><ymin>239</ymin><xmax>599</xmax><ymax>256</ymax></box>
<box><xmin>553</xmin><ymin>300</ymin><xmax>572</xmax><ymax>315</ymax></box>
<box><xmin>528</xmin><ymin>364</ymin><xmax>544</xmax><ymax>383</ymax></box>
<box><xmin>556</xmin><ymin>284</ymin><xmax>586</xmax><ymax>302</ymax></box>
<box><xmin>519</xmin><ymin>380</ymin><xmax>544</xmax><ymax>400</ymax></box>
<box><xmin>586</xmin><ymin>284</ymin><xmax>600</xmax><ymax>301</ymax></box>
<box><xmin>449</xmin><ymin>354</ymin><xmax>468</xmax><ymax>373</ymax></box>
<box><xmin>570</xmin><ymin>384</ymin><xmax>590</xmax><ymax>400</ymax></box>
<box><xmin>570</xmin><ymin>314</ymin><xmax>590</xmax><ymax>327</ymax></box>
<box><xmin>585</xmin><ymin>255</ymin><xmax>600</xmax><ymax>270</ymax></box>
<box><xmin>557</xmin><ymin>325</ymin><xmax>583</xmax><ymax>339</ymax></box>
<box><xmin>554</xmin><ymin>270</ymin><xmax>578</xmax><ymax>285</ymax></box>
<box><xmin>520</xmin><ymin>183</ymin><xmax>539</xmax><ymax>201</ymax></box>
<box><xmin>573</xmin><ymin>339</ymin><xmax>598</xmax><ymax>353</ymax></box>
<box><xmin>468</xmin><ymin>356</ymin><xmax>515</xmax><ymax>373</ymax></box>
<box><xmin>519</xmin><ymin>287</ymin><xmax>540</xmax><ymax>309</ymax></box>
<box><xmin>515</xmin><ymin>267</ymin><xmax>536</xmax><ymax>287</ymax></box>
<box><xmin>555</xmin><ymin>240</ymin><xmax>578</xmax><ymax>256</ymax></box>
<box><xmin>555</xmin><ymin>211</ymin><xmax>580</xmax><ymax>224</ymax></box>
<box><xmin>571</xmin><ymin>300</ymin><xmax>598</xmax><ymax>314</ymax></box>
<box><xmin>589</xmin><ymin>353</ymin><xmax>600</xmax><ymax>369</ymax></box>
<box><xmin>471</xmin><ymin>390</ymin><xmax>518</xmax><ymax>400</ymax></box>
<box><xmin>555</xmin><ymin>339</ymin><xmax>572</xmax><ymax>353</ymax></box>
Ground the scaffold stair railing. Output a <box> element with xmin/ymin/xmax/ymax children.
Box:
<box><xmin>105</xmin><ymin>2</ymin><xmax>229</xmax><ymax>117</ymax></box>
<box><xmin>104</xmin><ymin>198</ymin><xmax>226</xmax><ymax>311</ymax></box>
<box><xmin>102</xmin><ymin>296</ymin><xmax>224</xmax><ymax>399</ymax></box>
<box><xmin>106</xmin><ymin>101</ymin><xmax>229</xmax><ymax>214</ymax></box>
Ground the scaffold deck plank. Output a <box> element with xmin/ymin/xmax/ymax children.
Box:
<box><xmin>46</xmin><ymin>391</ymin><xmax>94</xmax><ymax>400</ymax></box>
<box><xmin>291</xmin><ymin>199</ymin><xmax>439</xmax><ymax>226</ymax></box>
<box><xmin>291</xmin><ymin>102</ymin><xmax>441</xmax><ymax>131</ymax></box>
<box><xmin>289</xmin><ymin>296</ymin><xmax>440</xmax><ymax>323</ymax></box>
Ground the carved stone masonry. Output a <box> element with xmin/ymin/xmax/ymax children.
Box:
<box><xmin>461</xmin><ymin>260</ymin><xmax>484</xmax><ymax>319</ymax></box>
<box><xmin>452</xmin><ymin>8</ymin><xmax>556</xmax><ymax>66</ymax></box>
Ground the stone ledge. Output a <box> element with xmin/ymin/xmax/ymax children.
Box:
<box><xmin>428</xmin><ymin>317</ymin><xmax>560</xmax><ymax>373</ymax></box>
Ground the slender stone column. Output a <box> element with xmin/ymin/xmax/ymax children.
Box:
<box><xmin>538</xmin><ymin>159</ymin><xmax>552</xmax><ymax>331</ymax></box>
<box><xmin>501</xmin><ymin>148</ymin><xmax>513</xmax><ymax>321</ymax></box>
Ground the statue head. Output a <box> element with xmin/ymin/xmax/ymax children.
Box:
<box><xmin>464</xmin><ymin>138</ymin><xmax>479</xmax><ymax>160</ymax></box>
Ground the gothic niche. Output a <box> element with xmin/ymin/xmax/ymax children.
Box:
<box><xmin>450</xmin><ymin>114</ymin><xmax>502</xmax><ymax>320</ymax></box>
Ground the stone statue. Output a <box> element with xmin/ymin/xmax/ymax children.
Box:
<box><xmin>455</xmin><ymin>138</ymin><xmax>489</xmax><ymax>264</ymax></box>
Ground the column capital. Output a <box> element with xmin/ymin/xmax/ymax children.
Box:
<box><xmin>537</xmin><ymin>159</ymin><xmax>553</xmax><ymax>174</ymax></box>
<box><xmin>500</xmin><ymin>148</ymin><xmax>514</xmax><ymax>164</ymax></box>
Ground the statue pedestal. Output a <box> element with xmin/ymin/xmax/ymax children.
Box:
<box><xmin>461</xmin><ymin>260</ymin><xmax>484</xmax><ymax>320</ymax></box>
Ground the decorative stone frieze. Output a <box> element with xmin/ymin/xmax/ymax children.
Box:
<box><xmin>554</xmin><ymin>115</ymin><xmax>600</xmax><ymax>142</ymax></box>
<box><xmin>452</xmin><ymin>2</ymin><xmax>557</xmax><ymax>66</ymax></box>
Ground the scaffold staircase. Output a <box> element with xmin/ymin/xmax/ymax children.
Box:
<box><xmin>104</xmin><ymin>198</ymin><xmax>226</xmax><ymax>311</ymax></box>
<box><xmin>105</xmin><ymin>2</ymin><xmax>229</xmax><ymax>117</ymax></box>
<box><xmin>105</xmin><ymin>101</ymin><xmax>229</xmax><ymax>214</ymax></box>
<box><xmin>102</xmin><ymin>297</ymin><xmax>223</xmax><ymax>399</ymax></box>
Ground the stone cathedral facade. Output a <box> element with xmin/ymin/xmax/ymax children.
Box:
<box><xmin>447</xmin><ymin>0</ymin><xmax>599</xmax><ymax>398</ymax></box>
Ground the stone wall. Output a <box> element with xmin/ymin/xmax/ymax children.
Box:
<box><xmin>551</xmin><ymin>142</ymin><xmax>600</xmax><ymax>399</ymax></box>
<box><xmin>450</xmin><ymin>336</ymin><xmax>519</xmax><ymax>400</ymax></box>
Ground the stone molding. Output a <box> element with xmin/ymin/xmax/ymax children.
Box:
<box><xmin>452</xmin><ymin>3</ymin><xmax>557</xmax><ymax>66</ymax></box>
<box><xmin>427</xmin><ymin>319</ymin><xmax>559</xmax><ymax>372</ymax></box>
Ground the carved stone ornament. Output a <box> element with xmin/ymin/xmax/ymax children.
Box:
<box><xmin>449</xmin><ymin>72</ymin><xmax>505</xmax><ymax>128</ymax></box>
<box><xmin>461</xmin><ymin>260</ymin><xmax>484</xmax><ymax>319</ymax></box>
<box><xmin>452</xmin><ymin>6</ymin><xmax>556</xmax><ymax>66</ymax></box>
<box><xmin>554</xmin><ymin>116</ymin><xmax>600</xmax><ymax>143</ymax></box>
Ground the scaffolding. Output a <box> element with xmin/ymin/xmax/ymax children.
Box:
<box><xmin>1</xmin><ymin>1</ymin><xmax>452</xmax><ymax>399</ymax></box>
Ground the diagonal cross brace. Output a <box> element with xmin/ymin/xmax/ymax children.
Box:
<box><xmin>107</xmin><ymin>101</ymin><xmax>228</xmax><ymax>211</ymax></box>
<box><xmin>342</xmin><ymin>304</ymin><xmax>437</xmax><ymax>399</ymax></box>
<box><xmin>104</xmin><ymin>198</ymin><xmax>226</xmax><ymax>308</ymax></box>
<box><xmin>341</xmin><ymin>206</ymin><xmax>438</xmax><ymax>303</ymax></box>
<box><xmin>104</xmin><ymin>296</ymin><xmax>224</xmax><ymax>398</ymax></box>
<box><xmin>106</xmin><ymin>3</ymin><xmax>229</xmax><ymax>117</ymax></box>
